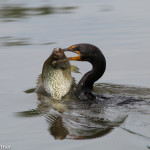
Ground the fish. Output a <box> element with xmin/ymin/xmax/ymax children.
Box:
<box><xmin>35</xmin><ymin>48</ymin><xmax>80</xmax><ymax>100</ymax></box>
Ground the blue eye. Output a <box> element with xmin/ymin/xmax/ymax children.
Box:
<box><xmin>74</xmin><ymin>47</ymin><xmax>78</xmax><ymax>51</ymax></box>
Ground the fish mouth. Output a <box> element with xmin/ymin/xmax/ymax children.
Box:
<box><xmin>52</xmin><ymin>48</ymin><xmax>69</xmax><ymax>64</ymax></box>
<box><xmin>52</xmin><ymin>48</ymin><xmax>65</xmax><ymax>59</ymax></box>
<box><xmin>63</xmin><ymin>48</ymin><xmax>81</xmax><ymax>61</ymax></box>
<box><xmin>52</xmin><ymin>47</ymin><xmax>81</xmax><ymax>64</ymax></box>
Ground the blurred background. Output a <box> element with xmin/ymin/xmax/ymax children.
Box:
<box><xmin>0</xmin><ymin>0</ymin><xmax>150</xmax><ymax>150</ymax></box>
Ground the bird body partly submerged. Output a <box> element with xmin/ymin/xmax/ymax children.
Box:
<box><xmin>62</xmin><ymin>43</ymin><xmax>106</xmax><ymax>101</ymax></box>
<box><xmin>35</xmin><ymin>48</ymin><xmax>79</xmax><ymax>100</ymax></box>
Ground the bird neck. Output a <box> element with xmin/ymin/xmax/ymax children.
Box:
<box><xmin>76</xmin><ymin>53</ymin><xmax>106</xmax><ymax>92</ymax></box>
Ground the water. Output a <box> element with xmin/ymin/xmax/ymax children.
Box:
<box><xmin>0</xmin><ymin>0</ymin><xmax>150</xmax><ymax>149</ymax></box>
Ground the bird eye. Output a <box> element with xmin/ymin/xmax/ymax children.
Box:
<box><xmin>68</xmin><ymin>45</ymin><xmax>79</xmax><ymax>51</ymax></box>
<box><xmin>73</xmin><ymin>47</ymin><xmax>78</xmax><ymax>51</ymax></box>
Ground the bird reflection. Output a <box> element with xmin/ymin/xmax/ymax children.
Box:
<box><xmin>17</xmin><ymin>82</ymin><xmax>150</xmax><ymax>140</ymax></box>
<box><xmin>16</xmin><ymin>90</ymin><xmax>129</xmax><ymax>140</ymax></box>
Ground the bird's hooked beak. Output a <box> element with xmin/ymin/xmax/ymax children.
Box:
<box><xmin>63</xmin><ymin>46</ymin><xmax>81</xmax><ymax>61</ymax></box>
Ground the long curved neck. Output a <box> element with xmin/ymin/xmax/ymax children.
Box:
<box><xmin>76</xmin><ymin>52</ymin><xmax>106</xmax><ymax>100</ymax></box>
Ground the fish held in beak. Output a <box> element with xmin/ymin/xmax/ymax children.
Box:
<box><xmin>35</xmin><ymin>47</ymin><xmax>80</xmax><ymax>100</ymax></box>
<box><xmin>52</xmin><ymin>48</ymin><xmax>69</xmax><ymax>65</ymax></box>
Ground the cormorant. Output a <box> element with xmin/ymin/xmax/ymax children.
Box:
<box><xmin>63</xmin><ymin>43</ymin><xmax>106</xmax><ymax>101</ymax></box>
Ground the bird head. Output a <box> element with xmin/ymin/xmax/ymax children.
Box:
<box><xmin>63</xmin><ymin>43</ymin><xmax>101</xmax><ymax>62</ymax></box>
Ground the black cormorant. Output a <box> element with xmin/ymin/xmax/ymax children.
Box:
<box><xmin>63</xmin><ymin>43</ymin><xmax>106</xmax><ymax>101</ymax></box>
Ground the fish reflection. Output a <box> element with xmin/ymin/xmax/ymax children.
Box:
<box><xmin>46</xmin><ymin>115</ymin><xmax>69</xmax><ymax>140</ymax></box>
<box><xmin>46</xmin><ymin>113</ymin><xmax>114</xmax><ymax>140</ymax></box>
<box><xmin>18</xmin><ymin>83</ymin><xmax>150</xmax><ymax>140</ymax></box>
<box><xmin>16</xmin><ymin>91</ymin><xmax>129</xmax><ymax>140</ymax></box>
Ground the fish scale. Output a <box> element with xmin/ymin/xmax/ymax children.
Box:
<box><xmin>35</xmin><ymin>48</ymin><xmax>80</xmax><ymax>100</ymax></box>
<box><xmin>43</xmin><ymin>66</ymin><xmax>73</xmax><ymax>100</ymax></box>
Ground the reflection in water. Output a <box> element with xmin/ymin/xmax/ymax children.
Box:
<box><xmin>47</xmin><ymin>115</ymin><xmax>69</xmax><ymax>140</ymax></box>
<box><xmin>0</xmin><ymin>36</ymin><xmax>56</xmax><ymax>47</ymax></box>
<box><xmin>94</xmin><ymin>83</ymin><xmax>150</xmax><ymax>100</ymax></box>
<box><xmin>0</xmin><ymin>4</ymin><xmax>77</xmax><ymax>22</ymax></box>
<box><xmin>16</xmin><ymin>93</ymin><xmax>125</xmax><ymax>140</ymax></box>
<box><xmin>0</xmin><ymin>37</ymin><xmax>31</xmax><ymax>47</ymax></box>
<box><xmin>16</xmin><ymin>83</ymin><xmax>150</xmax><ymax>140</ymax></box>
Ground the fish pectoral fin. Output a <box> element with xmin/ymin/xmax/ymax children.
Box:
<box><xmin>71</xmin><ymin>65</ymin><xmax>81</xmax><ymax>73</ymax></box>
<box><xmin>24</xmin><ymin>88</ymin><xmax>35</xmax><ymax>93</ymax></box>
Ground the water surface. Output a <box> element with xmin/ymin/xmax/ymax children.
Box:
<box><xmin>0</xmin><ymin>0</ymin><xmax>150</xmax><ymax>150</ymax></box>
